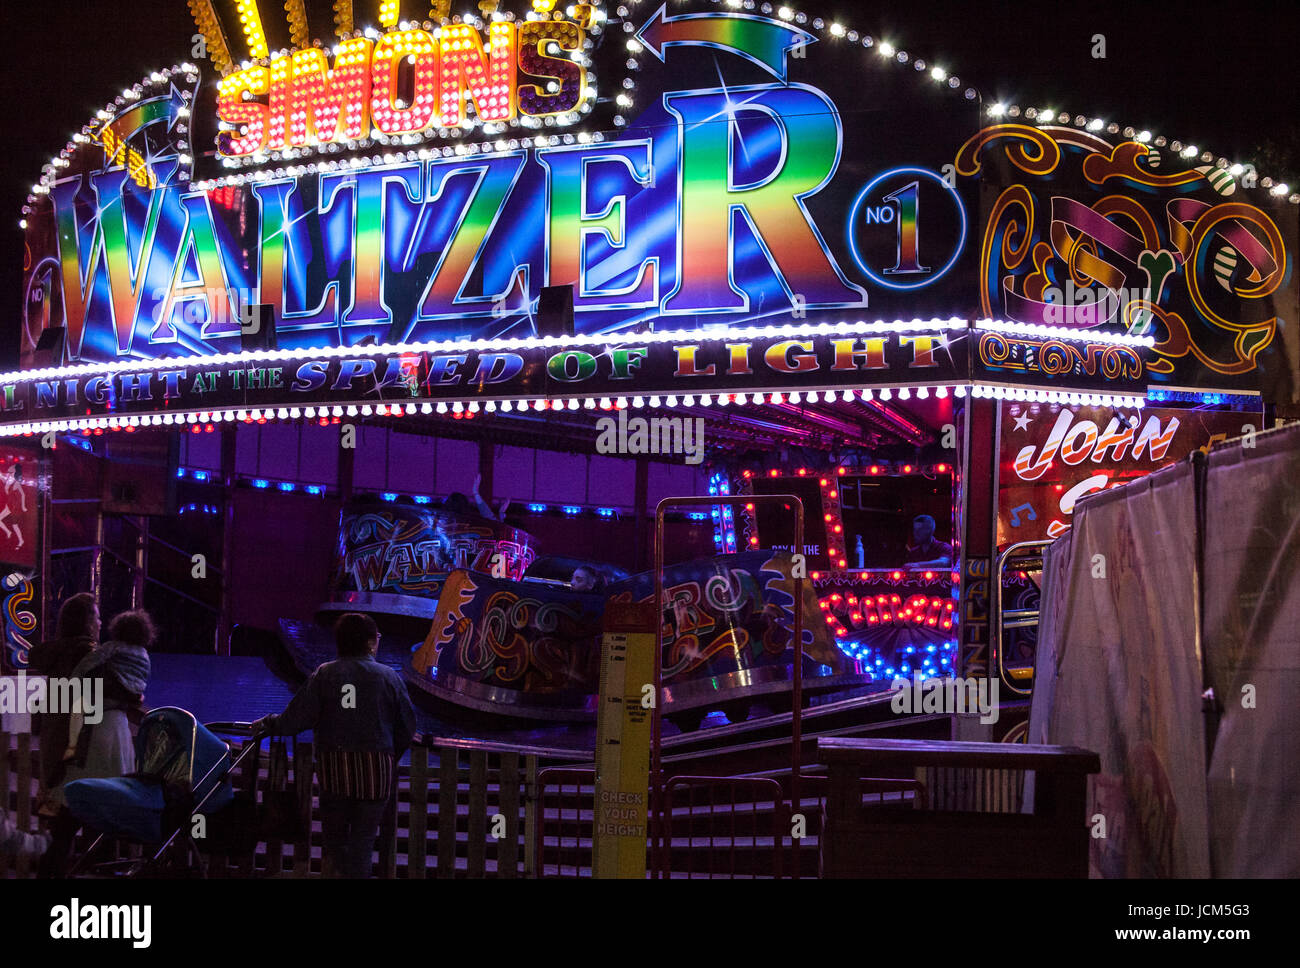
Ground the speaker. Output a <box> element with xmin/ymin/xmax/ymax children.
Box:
<box><xmin>33</xmin><ymin>327</ymin><xmax>66</xmax><ymax>367</ymax></box>
<box><xmin>537</xmin><ymin>285</ymin><xmax>574</xmax><ymax>338</ymax></box>
<box><xmin>239</xmin><ymin>305</ymin><xmax>277</xmax><ymax>352</ymax></box>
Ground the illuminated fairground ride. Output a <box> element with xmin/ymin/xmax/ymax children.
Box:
<box><xmin>4</xmin><ymin>0</ymin><xmax>1296</xmax><ymax>738</ymax></box>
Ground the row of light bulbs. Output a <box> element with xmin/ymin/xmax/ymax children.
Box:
<box><xmin>21</xmin><ymin>65</ymin><xmax>199</xmax><ymax>223</ymax></box>
<box><xmin>990</xmin><ymin>103</ymin><xmax>1298</xmax><ymax>204</ymax></box>
<box><xmin>0</xmin><ymin>317</ymin><xmax>970</xmax><ymax>385</ymax></box>
<box><xmin>0</xmin><ymin>384</ymin><xmax>1148</xmax><ymax>439</ymax></box>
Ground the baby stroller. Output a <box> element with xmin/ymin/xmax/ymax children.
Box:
<box><xmin>63</xmin><ymin>707</ymin><xmax>267</xmax><ymax>877</ymax></box>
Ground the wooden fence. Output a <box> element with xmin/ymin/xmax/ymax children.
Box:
<box><xmin>3</xmin><ymin>729</ymin><xmax>587</xmax><ymax>878</ymax></box>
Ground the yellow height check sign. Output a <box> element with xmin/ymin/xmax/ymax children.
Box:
<box><xmin>593</xmin><ymin>601</ymin><xmax>657</xmax><ymax>879</ymax></box>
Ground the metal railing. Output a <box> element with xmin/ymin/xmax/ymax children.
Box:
<box><xmin>660</xmin><ymin>776</ymin><xmax>787</xmax><ymax>879</ymax></box>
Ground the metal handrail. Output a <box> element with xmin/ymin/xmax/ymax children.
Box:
<box><xmin>993</xmin><ymin>539</ymin><xmax>1054</xmax><ymax>695</ymax></box>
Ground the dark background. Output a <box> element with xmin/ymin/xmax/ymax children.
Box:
<box><xmin>4</xmin><ymin>0</ymin><xmax>1298</xmax><ymax>364</ymax></box>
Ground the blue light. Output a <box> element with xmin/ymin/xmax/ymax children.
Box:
<box><xmin>563</xmin><ymin>506</ymin><xmax>581</xmax><ymax>515</ymax></box>
<box><xmin>278</xmin><ymin>482</ymin><xmax>295</xmax><ymax>493</ymax></box>
<box><xmin>689</xmin><ymin>512</ymin><xmax>708</xmax><ymax>521</ymax></box>
<box><xmin>306</xmin><ymin>485</ymin><xmax>325</xmax><ymax>496</ymax></box>
<box><xmin>252</xmin><ymin>479</ymin><xmax>269</xmax><ymax>489</ymax></box>
<box><xmin>382</xmin><ymin>492</ymin><xmax>398</xmax><ymax>502</ymax></box>
<box><xmin>414</xmin><ymin>496</ymin><xmax>432</xmax><ymax>505</ymax></box>
<box><xmin>193</xmin><ymin>471</ymin><xmax>209</xmax><ymax>483</ymax></box>
<box><xmin>597</xmin><ymin>508</ymin><xmax>615</xmax><ymax>517</ymax></box>
<box><xmin>528</xmin><ymin>503</ymin><xmax>547</xmax><ymax>513</ymax></box>
<box><xmin>176</xmin><ymin>468</ymin><xmax>186</xmax><ymax>479</ymax></box>
<box><xmin>714</xmin><ymin>535</ymin><xmax>724</xmax><ymax>544</ymax></box>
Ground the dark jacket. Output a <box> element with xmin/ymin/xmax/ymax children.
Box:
<box><xmin>268</xmin><ymin>656</ymin><xmax>416</xmax><ymax>756</ymax></box>
<box><xmin>27</xmin><ymin>636</ymin><xmax>95</xmax><ymax>789</ymax></box>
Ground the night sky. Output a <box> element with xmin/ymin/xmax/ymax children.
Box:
<box><xmin>4</xmin><ymin>0</ymin><xmax>1298</xmax><ymax>361</ymax></box>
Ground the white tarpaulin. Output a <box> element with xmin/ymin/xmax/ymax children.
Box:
<box><xmin>1028</xmin><ymin>461</ymin><xmax>1210</xmax><ymax>877</ymax></box>
<box><xmin>1202</xmin><ymin>423</ymin><xmax>1300</xmax><ymax>876</ymax></box>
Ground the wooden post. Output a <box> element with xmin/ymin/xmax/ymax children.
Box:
<box><xmin>467</xmin><ymin>750</ymin><xmax>488</xmax><ymax>877</ymax></box>
<box><xmin>437</xmin><ymin>747</ymin><xmax>457</xmax><ymax>877</ymax></box>
<box><xmin>523</xmin><ymin>755</ymin><xmax>538</xmax><ymax>879</ymax></box>
<box><xmin>409</xmin><ymin>746</ymin><xmax>429</xmax><ymax>879</ymax></box>
<box><xmin>265</xmin><ymin>738</ymin><xmax>287</xmax><ymax>876</ymax></box>
<box><xmin>235</xmin><ymin>740</ymin><xmax>259</xmax><ymax>878</ymax></box>
<box><xmin>498</xmin><ymin>752</ymin><xmax>520</xmax><ymax>878</ymax></box>
<box><xmin>293</xmin><ymin>740</ymin><xmax>314</xmax><ymax>878</ymax></box>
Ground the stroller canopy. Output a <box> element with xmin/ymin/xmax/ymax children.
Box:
<box><xmin>134</xmin><ymin>707</ymin><xmax>232</xmax><ymax>802</ymax></box>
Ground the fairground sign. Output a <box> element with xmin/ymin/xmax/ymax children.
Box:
<box><xmin>14</xmin><ymin>0</ymin><xmax>1299</xmax><ymax>430</ymax></box>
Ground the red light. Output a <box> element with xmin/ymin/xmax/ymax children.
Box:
<box><xmin>903</xmin><ymin>464</ymin><xmax>913</xmax><ymax>474</ymax></box>
<box><xmin>1054</xmin><ymin>484</ymin><xmax>1064</xmax><ymax>492</ymax></box>
<box><xmin>847</xmin><ymin>596</ymin><xmax>858</xmax><ymax>605</ymax></box>
<box><xmin>769</xmin><ymin>469</ymin><xmax>780</xmax><ymax>478</ymax></box>
<box><xmin>743</xmin><ymin>470</ymin><xmax>753</xmax><ymax>479</ymax></box>
<box><xmin>851</xmin><ymin>612</ymin><xmax>863</xmax><ymax>623</ymax></box>
<box><xmin>868</xmin><ymin>614</ymin><xmax>878</xmax><ymax>623</ymax></box>
<box><xmin>924</xmin><ymin>571</ymin><xmax>934</xmax><ymax>580</ymax></box>
<box><xmin>830</xmin><ymin>594</ymin><xmax>841</xmax><ymax>602</ymax></box>
<box><xmin>811</xmin><ymin>571</ymin><xmax>820</xmax><ymax>580</ymax></box>
<box><xmin>824</xmin><ymin>513</ymin><xmax>833</xmax><ymax>522</ymax></box>
<box><xmin>870</xmin><ymin>465</ymin><xmax>880</xmax><ymax>475</ymax></box>
<box><xmin>833</xmin><ymin>525</ymin><xmax>843</xmax><ymax>534</ymax></box>
<box><xmin>750</xmin><ymin>537</ymin><xmax>759</xmax><ymax>546</ymax></box>
<box><xmin>797</xmin><ymin>468</ymin><xmax>807</xmax><ymax>476</ymax></box>
<box><xmin>819</xmin><ymin>478</ymin><xmax>828</xmax><ymax>486</ymax></box>
<box><xmin>819</xmin><ymin>600</ymin><xmax>829</xmax><ymax>609</ymax></box>
<box><xmin>892</xmin><ymin>571</ymin><xmax>902</xmax><ymax>580</ymax></box>
<box><xmin>936</xmin><ymin>464</ymin><xmax>948</xmax><ymax>473</ymax></box>
<box><xmin>836</xmin><ymin>467</ymin><xmax>846</xmax><ymax>476</ymax></box>
<box><xmin>828</xmin><ymin>490</ymin><xmax>838</xmax><ymax>499</ymax></box>
<box><xmin>838</xmin><ymin>559</ymin><xmax>847</xmax><ymax>568</ymax></box>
